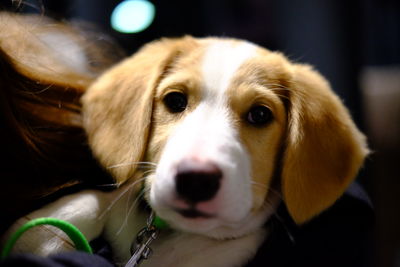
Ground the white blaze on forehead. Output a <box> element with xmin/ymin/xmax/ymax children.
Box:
<box><xmin>151</xmin><ymin>40</ymin><xmax>262</xmax><ymax>234</ymax></box>
<box><xmin>201</xmin><ymin>40</ymin><xmax>257</xmax><ymax>98</ymax></box>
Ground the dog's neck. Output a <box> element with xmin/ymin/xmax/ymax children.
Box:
<box><xmin>103</xmin><ymin>178</ymin><xmax>280</xmax><ymax>266</ymax></box>
<box><xmin>141</xmin><ymin>227</ymin><xmax>268</xmax><ymax>267</ymax></box>
<box><xmin>108</xmin><ymin>208</ymin><xmax>277</xmax><ymax>266</ymax></box>
<box><xmin>124</xmin><ymin>212</ymin><xmax>271</xmax><ymax>267</ymax></box>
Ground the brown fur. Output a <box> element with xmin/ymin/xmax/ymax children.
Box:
<box><xmin>227</xmin><ymin>51</ymin><xmax>291</xmax><ymax>211</ymax></box>
<box><xmin>282</xmin><ymin>64</ymin><xmax>369</xmax><ymax>223</ymax></box>
<box><xmin>83</xmin><ymin>36</ymin><xmax>369</xmax><ymax>224</ymax></box>
<box><xmin>82</xmin><ymin>37</ymin><xmax>200</xmax><ymax>182</ymax></box>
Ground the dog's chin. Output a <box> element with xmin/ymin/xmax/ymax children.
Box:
<box><xmin>158</xmin><ymin>210</ymin><xmax>229</xmax><ymax>237</ymax></box>
<box><xmin>151</xmin><ymin>203</ymin><xmax>277</xmax><ymax>240</ymax></box>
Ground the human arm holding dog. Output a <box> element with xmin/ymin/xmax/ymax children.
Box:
<box><xmin>2</xmin><ymin>190</ymin><xmax>109</xmax><ymax>256</ymax></box>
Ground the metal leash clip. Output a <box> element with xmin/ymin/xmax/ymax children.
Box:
<box><xmin>124</xmin><ymin>212</ymin><xmax>159</xmax><ymax>267</ymax></box>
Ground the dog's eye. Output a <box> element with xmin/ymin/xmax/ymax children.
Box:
<box><xmin>163</xmin><ymin>92</ymin><xmax>188</xmax><ymax>113</ymax></box>
<box><xmin>246</xmin><ymin>105</ymin><xmax>273</xmax><ymax>126</ymax></box>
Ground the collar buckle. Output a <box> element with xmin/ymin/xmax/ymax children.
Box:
<box><xmin>125</xmin><ymin>212</ymin><xmax>159</xmax><ymax>267</ymax></box>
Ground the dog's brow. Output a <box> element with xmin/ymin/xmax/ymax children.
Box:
<box><xmin>201</xmin><ymin>41</ymin><xmax>257</xmax><ymax>99</ymax></box>
<box><xmin>158</xmin><ymin>50</ymin><xmax>184</xmax><ymax>83</ymax></box>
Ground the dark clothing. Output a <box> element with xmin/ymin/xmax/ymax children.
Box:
<box><xmin>247</xmin><ymin>182</ymin><xmax>374</xmax><ymax>267</ymax></box>
<box><xmin>0</xmin><ymin>252</ymin><xmax>114</xmax><ymax>267</ymax></box>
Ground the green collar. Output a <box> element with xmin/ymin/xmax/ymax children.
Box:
<box><xmin>153</xmin><ymin>215</ymin><xmax>169</xmax><ymax>230</ymax></box>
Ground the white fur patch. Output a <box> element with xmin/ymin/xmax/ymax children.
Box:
<box><xmin>201</xmin><ymin>41</ymin><xmax>257</xmax><ymax>99</ymax></box>
<box><xmin>149</xmin><ymin>40</ymin><xmax>273</xmax><ymax>239</ymax></box>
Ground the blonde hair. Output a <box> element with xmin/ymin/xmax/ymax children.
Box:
<box><xmin>0</xmin><ymin>11</ymin><xmax>123</xmax><ymax>233</ymax></box>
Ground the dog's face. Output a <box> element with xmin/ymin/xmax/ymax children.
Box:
<box><xmin>145</xmin><ymin>39</ymin><xmax>287</xmax><ymax>237</ymax></box>
<box><xmin>82</xmin><ymin>37</ymin><xmax>369</xmax><ymax>238</ymax></box>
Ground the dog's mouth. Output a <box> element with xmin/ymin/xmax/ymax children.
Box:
<box><xmin>174</xmin><ymin>207</ymin><xmax>215</xmax><ymax>219</ymax></box>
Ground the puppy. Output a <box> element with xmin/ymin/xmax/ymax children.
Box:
<box><xmin>4</xmin><ymin>36</ymin><xmax>369</xmax><ymax>267</ymax></box>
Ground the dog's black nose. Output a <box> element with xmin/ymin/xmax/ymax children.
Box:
<box><xmin>175</xmin><ymin>160</ymin><xmax>222</xmax><ymax>203</ymax></box>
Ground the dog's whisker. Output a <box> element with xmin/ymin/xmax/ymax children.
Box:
<box><xmin>273</xmin><ymin>213</ymin><xmax>296</xmax><ymax>244</ymax></box>
<box><xmin>94</xmin><ymin>181</ymin><xmax>122</xmax><ymax>187</ymax></box>
<box><xmin>251</xmin><ymin>182</ymin><xmax>283</xmax><ymax>201</ymax></box>
<box><xmin>266</xmin><ymin>87</ymin><xmax>293</xmax><ymax>101</ymax></box>
<box><xmin>107</xmin><ymin>161</ymin><xmax>157</xmax><ymax>169</ymax></box>
<box><xmin>260</xmin><ymin>199</ymin><xmax>276</xmax><ymax>212</ymax></box>
<box><xmin>116</xmin><ymin>187</ymin><xmax>149</xmax><ymax>235</ymax></box>
<box><xmin>272</xmin><ymin>93</ymin><xmax>291</xmax><ymax>101</ymax></box>
<box><xmin>122</xmin><ymin>180</ymin><xmax>142</xmax><ymax>231</ymax></box>
<box><xmin>268</xmin><ymin>85</ymin><xmax>308</xmax><ymax>98</ymax></box>
<box><xmin>268</xmin><ymin>188</ymin><xmax>283</xmax><ymax>199</ymax></box>
<box><xmin>123</xmin><ymin>174</ymin><xmax>152</xmax><ymax>218</ymax></box>
<box><xmin>141</xmin><ymin>169</ymin><xmax>155</xmax><ymax>176</ymax></box>
<box><xmin>98</xmin><ymin>177</ymin><xmax>146</xmax><ymax>220</ymax></box>
<box><xmin>251</xmin><ymin>181</ymin><xmax>268</xmax><ymax>189</ymax></box>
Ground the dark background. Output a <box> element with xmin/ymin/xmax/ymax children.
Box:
<box><xmin>1</xmin><ymin>0</ymin><xmax>399</xmax><ymax>266</ymax></box>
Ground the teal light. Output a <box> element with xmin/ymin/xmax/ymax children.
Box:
<box><xmin>111</xmin><ymin>0</ymin><xmax>155</xmax><ymax>34</ymax></box>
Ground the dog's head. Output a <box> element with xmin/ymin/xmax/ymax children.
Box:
<box><xmin>82</xmin><ymin>36</ymin><xmax>369</xmax><ymax>238</ymax></box>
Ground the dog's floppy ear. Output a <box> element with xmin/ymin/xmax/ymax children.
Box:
<box><xmin>82</xmin><ymin>37</ymin><xmax>191</xmax><ymax>184</ymax></box>
<box><xmin>282</xmin><ymin>64</ymin><xmax>369</xmax><ymax>224</ymax></box>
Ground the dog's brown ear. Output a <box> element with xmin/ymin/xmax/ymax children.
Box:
<box><xmin>82</xmin><ymin>37</ymin><xmax>192</xmax><ymax>183</ymax></box>
<box><xmin>282</xmin><ymin>64</ymin><xmax>369</xmax><ymax>224</ymax></box>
